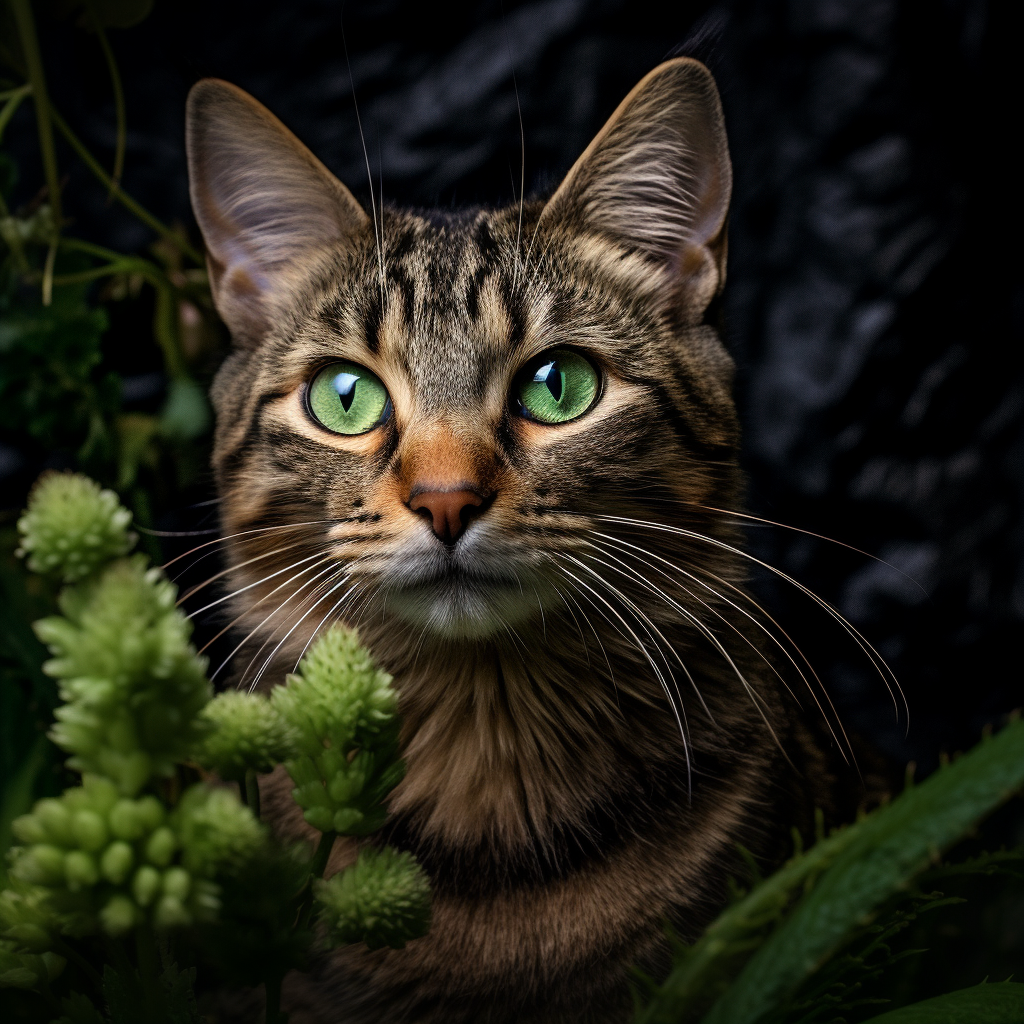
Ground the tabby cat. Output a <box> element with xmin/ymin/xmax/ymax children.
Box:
<box><xmin>186</xmin><ymin>58</ymin><xmax>853</xmax><ymax>1024</ymax></box>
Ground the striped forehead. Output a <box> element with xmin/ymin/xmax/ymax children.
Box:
<box><xmin>367</xmin><ymin>216</ymin><xmax>520</xmax><ymax>413</ymax></box>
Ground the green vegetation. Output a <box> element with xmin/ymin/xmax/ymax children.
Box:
<box><xmin>634</xmin><ymin>718</ymin><xmax>1024</xmax><ymax>1023</ymax></box>
<box><xmin>1</xmin><ymin>474</ymin><xmax>431</xmax><ymax>1023</ymax></box>
<box><xmin>0</xmin><ymin>4</ymin><xmax>1021</xmax><ymax>1023</ymax></box>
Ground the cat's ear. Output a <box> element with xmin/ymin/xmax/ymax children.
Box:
<box><xmin>540</xmin><ymin>58</ymin><xmax>731</xmax><ymax>319</ymax></box>
<box><xmin>186</xmin><ymin>79</ymin><xmax>369</xmax><ymax>345</ymax></box>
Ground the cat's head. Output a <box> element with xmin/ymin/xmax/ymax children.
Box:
<box><xmin>186</xmin><ymin>59</ymin><xmax>740</xmax><ymax>664</ymax></box>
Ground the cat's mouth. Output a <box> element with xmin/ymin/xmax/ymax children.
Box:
<box><xmin>381</xmin><ymin>549</ymin><xmax>550</xmax><ymax>641</ymax></box>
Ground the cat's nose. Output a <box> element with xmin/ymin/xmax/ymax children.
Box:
<box><xmin>408</xmin><ymin>486</ymin><xmax>489</xmax><ymax>544</ymax></box>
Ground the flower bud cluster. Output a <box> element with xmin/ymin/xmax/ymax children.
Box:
<box><xmin>172</xmin><ymin>785</ymin><xmax>267</xmax><ymax>879</ymax></box>
<box><xmin>17</xmin><ymin>472</ymin><xmax>134</xmax><ymax>583</ymax></box>
<box><xmin>195</xmin><ymin>691</ymin><xmax>297</xmax><ymax>782</ymax></box>
<box><xmin>315</xmin><ymin>846</ymin><xmax>431</xmax><ymax>950</ymax></box>
<box><xmin>35</xmin><ymin>555</ymin><xmax>212</xmax><ymax>795</ymax></box>
<box><xmin>272</xmin><ymin>626</ymin><xmax>405</xmax><ymax>836</ymax></box>
<box><xmin>7</xmin><ymin>776</ymin><xmax>227</xmax><ymax>937</ymax></box>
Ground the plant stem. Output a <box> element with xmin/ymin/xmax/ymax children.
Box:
<box><xmin>49</xmin><ymin>107</ymin><xmax>203</xmax><ymax>266</ymax></box>
<box><xmin>51</xmin><ymin>935</ymin><xmax>104</xmax><ymax>992</ymax></box>
<box><xmin>295</xmin><ymin>830</ymin><xmax>337</xmax><ymax>930</ymax></box>
<box><xmin>310</xmin><ymin>830</ymin><xmax>337</xmax><ymax>881</ymax></box>
<box><xmin>0</xmin><ymin>83</ymin><xmax>31</xmax><ymax>144</ymax></box>
<box><xmin>55</xmin><ymin>237</ymin><xmax>194</xmax><ymax>378</ymax></box>
<box><xmin>84</xmin><ymin>1</ymin><xmax>127</xmax><ymax>196</ymax></box>
<box><xmin>245</xmin><ymin>769</ymin><xmax>262</xmax><ymax>819</ymax></box>
<box><xmin>51</xmin><ymin>263</ymin><xmax>136</xmax><ymax>286</ymax></box>
<box><xmin>42</xmin><ymin>238</ymin><xmax>57</xmax><ymax>305</ymax></box>
<box><xmin>153</xmin><ymin>278</ymin><xmax>186</xmax><ymax>378</ymax></box>
<box><xmin>9</xmin><ymin>0</ymin><xmax>61</xmax><ymax>304</ymax></box>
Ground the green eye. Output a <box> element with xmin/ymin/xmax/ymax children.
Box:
<box><xmin>515</xmin><ymin>349</ymin><xmax>599</xmax><ymax>424</ymax></box>
<box><xmin>308</xmin><ymin>362</ymin><xmax>391</xmax><ymax>435</ymax></box>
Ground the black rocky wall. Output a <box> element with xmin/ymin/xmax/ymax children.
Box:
<box><xmin>4</xmin><ymin>0</ymin><xmax>1020</xmax><ymax>769</ymax></box>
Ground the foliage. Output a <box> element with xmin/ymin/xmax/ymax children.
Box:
<box><xmin>273</xmin><ymin>627</ymin><xmax>405</xmax><ymax>837</ymax></box>
<box><xmin>0</xmin><ymin>473</ymin><xmax>431</xmax><ymax>1024</ymax></box>
<box><xmin>633</xmin><ymin>718</ymin><xmax>1024</xmax><ymax>1024</ymax></box>
<box><xmin>194</xmin><ymin>691</ymin><xmax>296</xmax><ymax>783</ymax></box>
<box><xmin>16</xmin><ymin>473</ymin><xmax>134</xmax><ymax>583</ymax></box>
<box><xmin>0</xmin><ymin>4</ymin><xmax>1021</xmax><ymax>1022</ymax></box>
<box><xmin>316</xmin><ymin>846</ymin><xmax>432</xmax><ymax>951</ymax></box>
<box><xmin>1</xmin><ymin>0</ymin><xmax>224</xmax><ymax>911</ymax></box>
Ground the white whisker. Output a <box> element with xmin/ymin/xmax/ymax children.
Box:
<box><xmin>187</xmin><ymin>550</ymin><xmax>330</xmax><ymax>621</ymax></box>
<box><xmin>588</xmin><ymin>530</ymin><xmax>855</xmax><ymax>764</ymax></box>
<box><xmin>210</xmin><ymin>557</ymin><xmax>337</xmax><ymax>680</ymax></box>
<box><xmin>551</xmin><ymin>556</ymin><xmax>691</xmax><ymax>789</ymax></box>
<box><xmin>597</xmin><ymin>514</ymin><xmax>908</xmax><ymax>730</ymax></box>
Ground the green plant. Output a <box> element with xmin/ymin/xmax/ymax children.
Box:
<box><xmin>633</xmin><ymin>719</ymin><xmax>1024</xmax><ymax>1024</ymax></box>
<box><xmin>0</xmin><ymin>474</ymin><xmax>432</xmax><ymax>1024</ymax></box>
<box><xmin>1</xmin><ymin>1</ymin><xmax>223</xmax><ymax>870</ymax></box>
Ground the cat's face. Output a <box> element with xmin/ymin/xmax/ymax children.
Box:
<box><xmin>188</xmin><ymin>60</ymin><xmax>741</xmax><ymax>662</ymax></box>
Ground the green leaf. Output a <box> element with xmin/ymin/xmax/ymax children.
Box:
<box><xmin>158</xmin><ymin>379</ymin><xmax>210</xmax><ymax>443</ymax></box>
<box><xmin>859</xmin><ymin>982</ymin><xmax>1024</xmax><ymax>1024</ymax></box>
<box><xmin>700</xmin><ymin>719</ymin><xmax>1024</xmax><ymax>1024</ymax></box>
<box><xmin>52</xmin><ymin>990</ymin><xmax>107</xmax><ymax>1024</ymax></box>
<box><xmin>0</xmin><ymin>280</ymin><xmax>116</xmax><ymax>469</ymax></box>
<box><xmin>634</xmin><ymin>816</ymin><xmax>860</xmax><ymax>1024</ymax></box>
<box><xmin>70</xmin><ymin>0</ymin><xmax>155</xmax><ymax>30</ymax></box>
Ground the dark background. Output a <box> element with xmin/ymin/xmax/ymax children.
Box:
<box><xmin>4</xmin><ymin>0</ymin><xmax>1021</xmax><ymax>772</ymax></box>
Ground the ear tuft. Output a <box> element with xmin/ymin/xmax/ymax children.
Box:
<box><xmin>186</xmin><ymin>79</ymin><xmax>369</xmax><ymax>345</ymax></box>
<box><xmin>541</xmin><ymin>59</ymin><xmax>731</xmax><ymax>316</ymax></box>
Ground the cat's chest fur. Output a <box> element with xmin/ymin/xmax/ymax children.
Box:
<box><xmin>188</xmin><ymin>58</ymin><xmax>841</xmax><ymax>1022</ymax></box>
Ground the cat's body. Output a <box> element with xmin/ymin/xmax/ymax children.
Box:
<box><xmin>187</xmin><ymin>61</ymin><xmax>857</xmax><ymax>1023</ymax></box>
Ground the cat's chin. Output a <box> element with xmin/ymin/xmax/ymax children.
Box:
<box><xmin>383</xmin><ymin>577</ymin><xmax>543</xmax><ymax>641</ymax></box>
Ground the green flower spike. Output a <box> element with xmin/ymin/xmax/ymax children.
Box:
<box><xmin>34</xmin><ymin>555</ymin><xmax>212</xmax><ymax>795</ymax></box>
<box><xmin>195</xmin><ymin>691</ymin><xmax>296</xmax><ymax>782</ymax></box>
<box><xmin>173</xmin><ymin>785</ymin><xmax>267</xmax><ymax>879</ymax></box>
<box><xmin>17</xmin><ymin>472</ymin><xmax>135</xmax><ymax>583</ymax></box>
<box><xmin>271</xmin><ymin>626</ymin><xmax>405</xmax><ymax>836</ymax></box>
<box><xmin>7</xmin><ymin>779</ymin><xmax>242</xmax><ymax>937</ymax></box>
<box><xmin>315</xmin><ymin>846</ymin><xmax>431</xmax><ymax>950</ymax></box>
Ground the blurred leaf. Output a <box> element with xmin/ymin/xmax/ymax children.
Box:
<box><xmin>58</xmin><ymin>0</ymin><xmax>154</xmax><ymax>30</ymax></box>
<box><xmin>114</xmin><ymin>412</ymin><xmax>158</xmax><ymax>490</ymax></box>
<box><xmin>0</xmin><ymin>531</ymin><xmax>58</xmax><ymax>866</ymax></box>
<box><xmin>0</xmin><ymin>274</ymin><xmax>118</xmax><ymax>471</ymax></box>
<box><xmin>859</xmin><ymin>982</ymin><xmax>1024</xmax><ymax>1023</ymax></box>
<box><xmin>634</xmin><ymin>820</ymin><xmax>860</xmax><ymax>1024</ymax></box>
<box><xmin>700</xmin><ymin>720</ymin><xmax>1024</xmax><ymax>1024</ymax></box>
<box><xmin>158</xmin><ymin>378</ymin><xmax>210</xmax><ymax>443</ymax></box>
<box><xmin>52</xmin><ymin>990</ymin><xmax>106</xmax><ymax>1024</ymax></box>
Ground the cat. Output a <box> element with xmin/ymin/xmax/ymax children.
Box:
<box><xmin>185</xmin><ymin>57</ymin><xmax>866</xmax><ymax>1024</ymax></box>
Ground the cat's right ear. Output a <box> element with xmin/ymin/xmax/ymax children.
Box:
<box><xmin>186</xmin><ymin>79</ymin><xmax>369</xmax><ymax>346</ymax></box>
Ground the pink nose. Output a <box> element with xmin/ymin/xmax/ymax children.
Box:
<box><xmin>408</xmin><ymin>488</ymin><xmax>487</xmax><ymax>543</ymax></box>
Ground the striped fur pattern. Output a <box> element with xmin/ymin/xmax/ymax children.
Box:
<box><xmin>187</xmin><ymin>60</ymin><xmax>836</xmax><ymax>1023</ymax></box>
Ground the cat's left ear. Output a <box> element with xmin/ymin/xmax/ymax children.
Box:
<box><xmin>539</xmin><ymin>58</ymin><xmax>731</xmax><ymax>319</ymax></box>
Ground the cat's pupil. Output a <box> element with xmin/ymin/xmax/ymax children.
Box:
<box><xmin>333</xmin><ymin>371</ymin><xmax>359</xmax><ymax>412</ymax></box>
<box><xmin>535</xmin><ymin>361</ymin><xmax>562</xmax><ymax>402</ymax></box>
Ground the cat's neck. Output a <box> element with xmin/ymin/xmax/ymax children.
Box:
<box><xmin>360</xmin><ymin>610</ymin><xmax>700</xmax><ymax>860</ymax></box>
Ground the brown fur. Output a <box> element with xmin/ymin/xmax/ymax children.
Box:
<box><xmin>186</xmin><ymin>60</ymin><xmax>869</xmax><ymax>1023</ymax></box>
